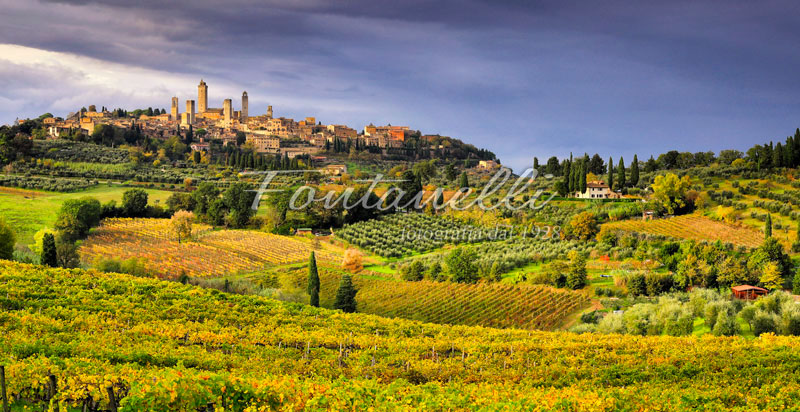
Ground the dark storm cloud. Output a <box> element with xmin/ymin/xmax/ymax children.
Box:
<box><xmin>1</xmin><ymin>0</ymin><xmax>800</xmax><ymax>171</ymax></box>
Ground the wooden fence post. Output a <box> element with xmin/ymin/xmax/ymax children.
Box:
<box><xmin>48</xmin><ymin>374</ymin><xmax>57</xmax><ymax>400</ymax></box>
<box><xmin>0</xmin><ymin>365</ymin><xmax>9</xmax><ymax>412</ymax></box>
<box><xmin>106</xmin><ymin>386</ymin><xmax>118</xmax><ymax>412</ymax></box>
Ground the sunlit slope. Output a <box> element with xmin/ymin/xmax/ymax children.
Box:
<box><xmin>1</xmin><ymin>261</ymin><xmax>799</xmax><ymax>410</ymax></box>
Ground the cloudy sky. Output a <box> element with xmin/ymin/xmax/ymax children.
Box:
<box><xmin>1</xmin><ymin>0</ymin><xmax>799</xmax><ymax>171</ymax></box>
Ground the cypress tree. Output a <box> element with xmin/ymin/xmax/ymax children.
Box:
<box><xmin>579</xmin><ymin>163</ymin><xmax>587</xmax><ymax>194</ymax></box>
<box><xmin>607</xmin><ymin>157</ymin><xmax>614</xmax><ymax>190</ymax></box>
<box><xmin>630</xmin><ymin>154</ymin><xmax>640</xmax><ymax>187</ymax></box>
<box><xmin>307</xmin><ymin>252</ymin><xmax>320</xmax><ymax>307</ymax></box>
<box><xmin>773</xmin><ymin>142</ymin><xmax>784</xmax><ymax>168</ymax></box>
<box><xmin>617</xmin><ymin>157</ymin><xmax>626</xmax><ymax>190</ymax></box>
<box><xmin>765</xmin><ymin>214</ymin><xmax>772</xmax><ymax>239</ymax></box>
<box><xmin>41</xmin><ymin>233</ymin><xmax>57</xmax><ymax>267</ymax></box>
<box><xmin>334</xmin><ymin>274</ymin><xmax>357</xmax><ymax>313</ymax></box>
<box><xmin>186</xmin><ymin>125</ymin><xmax>193</xmax><ymax>144</ymax></box>
<box><xmin>459</xmin><ymin>172</ymin><xmax>469</xmax><ymax>188</ymax></box>
<box><xmin>573</xmin><ymin>166</ymin><xmax>580</xmax><ymax>193</ymax></box>
<box><xmin>794</xmin><ymin>128</ymin><xmax>800</xmax><ymax>167</ymax></box>
<box><xmin>567</xmin><ymin>166</ymin><xmax>575</xmax><ymax>193</ymax></box>
<box><xmin>533</xmin><ymin>157</ymin><xmax>539</xmax><ymax>172</ymax></box>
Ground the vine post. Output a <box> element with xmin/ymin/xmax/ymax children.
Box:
<box><xmin>0</xmin><ymin>365</ymin><xmax>9</xmax><ymax>412</ymax></box>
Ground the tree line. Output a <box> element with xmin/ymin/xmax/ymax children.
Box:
<box><xmin>534</xmin><ymin>128</ymin><xmax>800</xmax><ymax>188</ymax></box>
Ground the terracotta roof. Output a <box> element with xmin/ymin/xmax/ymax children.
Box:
<box><xmin>586</xmin><ymin>182</ymin><xmax>608</xmax><ymax>188</ymax></box>
<box><xmin>731</xmin><ymin>285</ymin><xmax>767</xmax><ymax>292</ymax></box>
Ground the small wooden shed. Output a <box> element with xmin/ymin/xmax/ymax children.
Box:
<box><xmin>731</xmin><ymin>285</ymin><xmax>768</xmax><ymax>300</ymax></box>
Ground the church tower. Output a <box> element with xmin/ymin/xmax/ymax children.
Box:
<box><xmin>197</xmin><ymin>79</ymin><xmax>208</xmax><ymax>113</ymax></box>
<box><xmin>241</xmin><ymin>91</ymin><xmax>248</xmax><ymax>122</ymax></box>
<box><xmin>266</xmin><ymin>105</ymin><xmax>273</xmax><ymax>119</ymax></box>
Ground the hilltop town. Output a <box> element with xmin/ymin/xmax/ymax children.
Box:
<box><xmin>39</xmin><ymin>79</ymin><xmax>498</xmax><ymax>166</ymax></box>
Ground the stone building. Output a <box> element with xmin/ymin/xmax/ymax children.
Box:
<box><xmin>223</xmin><ymin>99</ymin><xmax>232</xmax><ymax>123</ymax></box>
<box><xmin>247</xmin><ymin>135</ymin><xmax>280</xmax><ymax>154</ymax></box>
<box><xmin>241</xmin><ymin>92</ymin><xmax>248</xmax><ymax>122</ymax></box>
<box><xmin>198</xmin><ymin>79</ymin><xmax>208</xmax><ymax>113</ymax></box>
<box><xmin>171</xmin><ymin>97</ymin><xmax>179</xmax><ymax>121</ymax></box>
<box><xmin>183</xmin><ymin>100</ymin><xmax>195</xmax><ymax>125</ymax></box>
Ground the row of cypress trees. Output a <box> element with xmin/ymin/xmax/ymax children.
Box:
<box><xmin>307</xmin><ymin>251</ymin><xmax>357</xmax><ymax>313</ymax></box>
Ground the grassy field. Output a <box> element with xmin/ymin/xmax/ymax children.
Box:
<box><xmin>0</xmin><ymin>185</ymin><xmax>173</xmax><ymax>244</ymax></box>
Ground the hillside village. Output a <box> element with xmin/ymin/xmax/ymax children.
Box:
<box><xmin>39</xmin><ymin>79</ymin><xmax>499</xmax><ymax>166</ymax></box>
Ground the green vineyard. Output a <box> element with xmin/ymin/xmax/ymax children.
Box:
<box><xmin>270</xmin><ymin>266</ymin><xmax>590</xmax><ymax>330</ymax></box>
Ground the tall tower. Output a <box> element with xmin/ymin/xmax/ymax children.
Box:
<box><xmin>241</xmin><ymin>92</ymin><xmax>248</xmax><ymax>122</ymax></box>
<box><xmin>197</xmin><ymin>79</ymin><xmax>208</xmax><ymax>113</ymax></box>
<box><xmin>170</xmin><ymin>96</ymin><xmax>179</xmax><ymax>121</ymax></box>
<box><xmin>266</xmin><ymin>105</ymin><xmax>273</xmax><ymax>118</ymax></box>
<box><xmin>185</xmin><ymin>100</ymin><xmax>195</xmax><ymax>124</ymax></box>
<box><xmin>223</xmin><ymin>99</ymin><xmax>232</xmax><ymax>123</ymax></box>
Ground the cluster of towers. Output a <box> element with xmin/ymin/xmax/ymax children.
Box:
<box><xmin>170</xmin><ymin>79</ymin><xmax>251</xmax><ymax>126</ymax></box>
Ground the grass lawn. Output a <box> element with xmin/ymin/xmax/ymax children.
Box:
<box><xmin>588</xmin><ymin>271</ymin><xmax>614</xmax><ymax>286</ymax></box>
<box><xmin>364</xmin><ymin>263</ymin><xmax>397</xmax><ymax>276</ymax></box>
<box><xmin>692</xmin><ymin>317</ymin><xmax>711</xmax><ymax>336</ymax></box>
<box><xmin>692</xmin><ymin>315</ymin><xmax>755</xmax><ymax>339</ymax></box>
<box><xmin>501</xmin><ymin>262</ymin><xmax>542</xmax><ymax>282</ymax></box>
<box><xmin>0</xmin><ymin>185</ymin><xmax>173</xmax><ymax>245</ymax></box>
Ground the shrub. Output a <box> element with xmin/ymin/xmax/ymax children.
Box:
<box><xmin>752</xmin><ymin>310</ymin><xmax>779</xmax><ymax>336</ymax></box>
<box><xmin>712</xmin><ymin>309</ymin><xmax>741</xmax><ymax>337</ymax></box>
<box><xmin>569</xmin><ymin>323</ymin><xmax>597</xmax><ymax>334</ymax></box>
<box><xmin>426</xmin><ymin>262</ymin><xmax>444</xmax><ymax>281</ymax></box>
<box><xmin>446</xmin><ymin>247</ymin><xmax>479</xmax><ymax>283</ymax></box>
<box><xmin>627</xmin><ymin>273</ymin><xmax>647</xmax><ymax>296</ymax></box>
<box><xmin>0</xmin><ymin>218</ymin><xmax>16</xmax><ymax>260</ymax></box>
<box><xmin>342</xmin><ymin>248</ymin><xmax>363</xmax><ymax>273</ymax></box>
<box><xmin>567</xmin><ymin>212</ymin><xmax>599</xmax><ymax>241</ymax></box>
<box><xmin>596</xmin><ymin>313</ymin><xmax>625</xmax><ymax>334</ymax></box>
<box><xmin>580</xmin><ymin>310</ymin><xmax>601</xmax><ymax>324</ymax></box>
<box><xmin>401</xmin><ymin>260</ymin><xmax>426</xmax><ymax>282</ymax></box>
<box><xmin>655</xmin><ymin>299</ymin><xmax>694</xmax><ymax>337</ymax></box>
<box><xmin>781</xmin><ymin>303</ymin><xmax>800</xmax><ymax>336</ymax></box>
<box><xmin>566</xmin><ymin>251</ymin><xmax>587</xmax><ymax>290</ymax></box>
<box><xmin>122</xmin><ymin>188</ymin><xmax>149</xmax><ymax>217</ymax></box>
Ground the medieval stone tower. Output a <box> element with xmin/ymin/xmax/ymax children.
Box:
<box><xmin>197</xmin><ymin>79</ymin><xmax>208</xmax><ymax>113</ymax></box>
<box><xmin>223</xmin><ymin>99</ymin><xmax>232</xmax><ymax>123</ymax></box>
<box><xmin>171</xmin><ymin>96</ymin><xmax>179</xmax><ymax>121</ymax></box>
<box><xmin>267</xmin><ymin>105</ymin><xmax>273</xmax><ymax>118</ymax></box>
<box><xmin>241</xmin><ymin>91</ymin><xmax>248</xmax><ymax>122</ymax></box>
<box><xmin>185</xmin><ymin>100</ymin><xmax>195</xmax><ymax>124</ymax></box>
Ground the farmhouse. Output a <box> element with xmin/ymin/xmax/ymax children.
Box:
<box><xmin>575</xmin><ymin>181</ymin><xmax>620</xmax><ymax>199</ymax></box>
<box><xmin>322</xmin><ymin>164</ymin><xmax>347</xmax><ymax>176</ymax></box>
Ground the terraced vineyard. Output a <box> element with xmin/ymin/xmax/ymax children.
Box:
<box><xmin>274</xmin><ymin>266</ymin><xmax>590</xmax><ymax>330</ymax></box>
<box><xmin>200</xmin><ymin>230</ymin><xmax>340</xmax><ymax>264</ymax></box>
<box><xmin>80</xmin><ymin>219</ymin><xmax>259</xmax><ymax>278</ymax></box>
<box><xmin>603</xmin><ymin>213</ymin><xmax>765</xmax><ymax>248</ymax></box>
<box><xmin>80</xmin><ymin>218</ymin><xmax>343</xmax><ymax>278</ymax></box>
